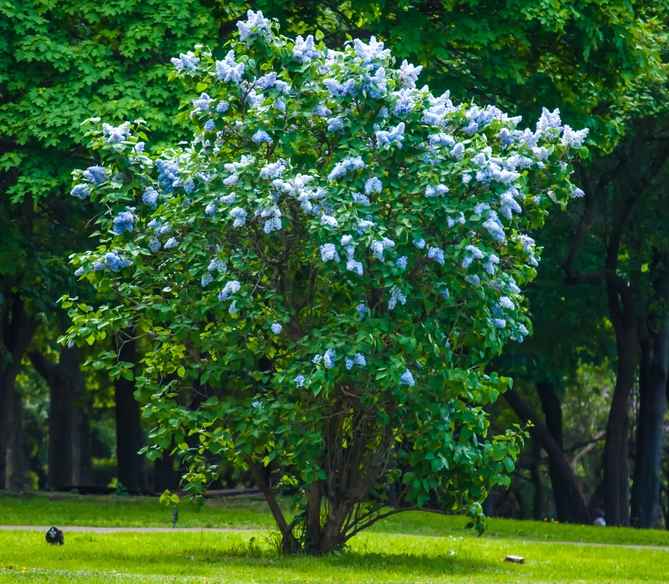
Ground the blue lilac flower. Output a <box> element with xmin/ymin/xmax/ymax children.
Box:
<box><xmin>71</xmin><ymin>184</ymin><xmax>92</xmax><ymax>200</ymax></box>
<box><xmin>440</xmin><ymin>286</ymin><xmax>450</xmax><ymax>299</ymax></box>
<box><xmin>171</xmin><ymin>51</ymin><xmax>199</xmax><ymax>71</ymax></box>
<box><xmin>483</xmin><ymin>254</ymin><xmax>499</xmax><ymax>275</ymax></box>
<box><xmin>425</xmin><ymin>184</ymin><xmax>449</xmax><ymax>198</ymax></box>
<box><xmin>255</xmin><ymin>71</ymin><xmax>277</xmax><ymax>90</ymax></box>
<box><xmin>328</xmin><ymin>156</ymin><xmax>366</xmax><ymax>182</ymax></box>
<box><xmin>353</xmin><ymin>36</ymin><xmax>391</xmax><ymax>64</ymax></box>
<box><xmin>264</xmin><ymin>217</ymin><xmax>282</xmax><ymax>233</ymax></box>
<box><xmin>236</xmin><ymin>9</ymin><xmax>271</xmax><ymax>41</ymax></box>
<box><xmin>388</xmin><ymin>285</ymin><xmax>406</xmax><ymax>310</ymax></box>
<box><xmin>571</xmin><ymin>187</ymin><xmax>585</xmax><ymax>198</ymax></box>
<box><xmin>218</xmin><ymin>280</ymin><xmax>241</xmax><ymax>301</ymax></box>
<box><xmin>323</xmin><ymin>78</ymin><xmax>356</xmax><ymax>98</ymax></box>
<box><xmin>230</xmin><ymin>207</ymin><xmax>248</xmax><ymax>227</ymax></box>
<box><xmin>203</xmin><ymin>202</ymin><xmax>217</xmax><ymax>217</ymax></box>
<box><xmin>346</xmin><ymin>260</ymin><xmax>364</xmax><ymax>276</ymax></box>
<box><xmin>82</xmin><ymin>165</ymin><xmax>109</xmax><ymax>186</ymax></box>
<box><xmin>103</xmin><ymin>251</ymin><xmax>131</xmax><ymax>271</ymax></box>
<box><xmin>293</xmin><ymin>35</ymin><xmax>320</xmax><ymax>61</ymax></box>
<box><xmin>216</xmin><ymin>100</ymin><xmax>230</xmax><ymax>113</ymax></box>
<box><xmin>201</xmin><ymin>273</ymin><xmax>213</xmax><ymax>287</ymax></box>
<box><xmin>446</xmin><ymin>213</ymin><xmax>465</xmax><ymax>228</ymax></box>
<box><xmin>376</xmin><ymin>122</ymin><xmax>405</xmax><ymax>149</ymax></box>
<box><xmin>273</xmin><ymin>99</ymin><xmax>286</xmax><ymax>113</ymax></box>
<box><xmin>561</xmin><ymin>125</ymin><xmax>589</xmax><ymax>148</ymax></box>
<box><xmin>102</xmin><ymin>122</ymin><xmax>131</xmax><ymax>144</ymax></box>
<box><xmin>499</xmin><ymin>296</ymin><xmax>515</xmax><ymax>310</ymax></box>
<box><xmin>321</xmin><ymin>215</ymin><xmax>338</xmax><ymax>228</ymax></box>
<box><xmin>536</xmin><ymin>107</ymin><xmax>562</xmax><ymax>134</ymax></box>
<box><xmin>491</xmin><ymin>318</ymin><xmax>506</xmax><ymax>328</ymax></box>
<box><xmin>357</xmin><ymin>303</ymin><xmax>369</xmax><ymax>317</ymax></box>
<box><xmin>428</xmin><ymin>133</ymin><xmax>455</xmax><ymax>147</ymax></box>
<box><xmin>508</xmin><ymin>280</ymin><xmax>521</xmax><ymax>294</ymax></box>
<box><xmin>208</xmin><ymin>259</ymin><xmax>225</xmax><ymax>272</ymax></box>
<box><xmin>112</xmin><ymin>211</ymin><xmax>135</xmax><ymax>234</ymax></box>
<box><xmin>216</xmin><ymin>50</ymin><xmax>245</xmax><ymax>83</ymax></box>
<box><xmin>396</xmin><ymin>256</ymin><xmax>408</xmax><ymax>269</ymax></box>
<box><xmin>312</xmin><ymin>354</ymin><xmax>323</xmax><ymax>364</ymax></box>
<box><xmin>295</xmin><ymin>374</ymin><xmax>306</xmax><ymax>387</ymax></box>
<box><xmin>204</xmin><ymin>119</ymin><xmax>216</xmax><ymax>132</ymax></box>
<box><xmin>327</xmin><ymin>117</ymin><xmax>344</xmax><ymax>132</ymax></box>
<box><xmin>345</xmin><ymin>358</ymin><xmax>355</xmax><ymax>370</ymax></box>
<box><xmin>193</xmin><ymin>93</ymin><xmax>213</xmax><ymax>112</ymax></box>
<box><xmin>450</xmin><ymin>142</ymin><xmax>465</xmax><ymax>159</ymax></box>
<box><xmin>323</xmin><ymin>349</ymin><xmax>336</xmax><ymax>368</ymax></box>
<box><xmin>229</xmin><ymin>300</ymin><xmax>238</xmax><ymax>314</ymax></box>
<box><xmin>164</xmin><ymin>237</ymin><xmax>178</xmax><ymax>249</ymax></box>
<box><xmin>156</xmin><ymin>159</ymin><xmax>179</xmax><ymax>190</ymax></box>
<box><xmin>465</xmin><ymin>274</ymin><xmax>481</xmax><ymax>287</ymax></box>
<box><xmin>519</xmin><ymin>324</ymin><xmax>529</xmax><ymax>335</ymax></box>
<box><xmin>354</xmin><ymin>353</ymin><xmax>366</xmax><ymax>366</ymax></box>
<box><xmin>427</xmin><ymin>246</ymin><xmax>445</xmax><ymax>265</ymax></box>
<box><xmin>462</xmin><ymin>174</ymin><xmax>472</xmax><ymax>185</ymax></box>
<box><xmin>353</xmin><ymin>193</ymin><xmax>370</xmax><ymax>206</ymax></box>
<box><xmin>365</xmin><ymin>177</ymin><xmax>382</xmax><ymax>195</ymax></box>
<box><xmin>356</xmin><ymin>219</ymin><xmax>374</xmax><ymax>233</ymax></box>
<box><xmin>142</xmin><ymin>187</ymin><xmax>159</xmax><ymax>208</ymax></box>
<box><xmin>252</xmin><ymin>130</ymin><xmax>272</xmax><ymax>144</ymax></box>
<box><xmin>413</xmin><ymin>238</ymin><xmax>426</xmax><ymax>249</ymax></box>
<box><xmin>392</xmin><ymin>88</ymin><xmax>415</xmax><ymax>116</ymax></box>
<box><xmin>313</xmin><ymin>105</ymin><xmax>332</xmax><ymax>117</ymax></box>
<box><xmin>400</xmin><ymin>369</ymin><xmax>415</xmax><ymax>386</ymax></box>
<box><xmin>483</xmin><ymin>212</ymin><xmax>506</xmax><ymax>242</ymax></box>
<box><xmin>149</xmin><ymin>239</ymin><xmax>162</xmax><ymax>252</ymax></box>
<box><xmin>399</xmin><ymin>59</ymin><xmax>423</xmax><ymax>88</ymax></box>
<box><xmin>320</xmin><ymin>243</ymin><xmax>340</xmax><ymax>262</ymax></box>
<box><xmin>271</xmin><ymin>323</ymin><xmax>283</xmax><ymax>335</ymax></box>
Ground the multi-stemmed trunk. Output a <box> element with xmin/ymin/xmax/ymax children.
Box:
<box><xmin>0</xmin><ymin>293</ymin><xmax>37</xmax><ymax>490</ymax></box>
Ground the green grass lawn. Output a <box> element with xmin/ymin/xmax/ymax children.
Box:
<box><xmin>1</xmin><ymin>493</ymin><xmax>669</xmax><ymax>582</ymax></box>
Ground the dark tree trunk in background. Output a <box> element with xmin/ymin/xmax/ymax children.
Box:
<box><xmin>504</xmin><ymin>388</ymin><xmax>591</xmax><ymax>524</ymax></box>
<box><xmin>153</xmin><ymin>441</ymin><xmax>177</xmax><ymax>493</ymax></box>
<box><xmin>631</xmin><ymin>253</ymin><xmax>669</xmax><ymax>528</ymax></box>
<box><xmin>0</xmin><ymin>293</ymin><xmax>37</xmax><ymax>490</ymax></box>
<box><xmin>630</xmin><ymin>321</ymin><xmax>669</xmax><ymax>527</ymax></box>
<box><xmin>602</xmin><ymin>291</ymin><xmax>638</xmax><ymax>527</ymax></box>
<box><xmin>535</xmin><ymin>382</ymin><xmax>576</xmax><ymax>523</ymax></box>
<box><xmin>30</xmin><ymin>345</ymin><xmax>93</xmax><ymax>489</ymax></box>
<box><xmin>530</xmin><ymin>438</ymin><xmax>543</xmax><ymax>520</ymax></box>
<box><xmin>114</xmin><ymin>336</ymin><xmax>146</xmax><ymax>493</ymax></box>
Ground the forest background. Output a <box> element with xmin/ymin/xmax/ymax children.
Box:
<box><xmin>2</xmin><ymin>0</ymin><xmax>669</xmax><ymax>531</ymax></box>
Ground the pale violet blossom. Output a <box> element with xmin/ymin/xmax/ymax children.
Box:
<box><xmin>328</xmin><ymin>156</ymin><xmax>366</xmax><ymax>181</ymax></box>
<box><xmin>218</xmin><ymin>280</ymin><xmax>241</xmax><ymax>301</ymax></box>
<box><xmin>320</xmin><ymin>243</ymin><xmax>340</xmax><ymax>263</ymax></box>
<box><xmin>271</xmin><ymin>323</ymin><xmax>283</xmax><ymax>335</ymax></box>
<box><xmin>499</xmin><ymin>296</ymin><xmax>514</xmax><ymax>310</ymax></box>
<box><xmin>293</xmin><ymin>35</ymin><xmax>320</xmax><ymax>62</ymax></box>
<box><xmin>237</xmin><ymin>10</ymin><xmax>271</xmax><ymax>42</ymax></box>
<box><xmin>413</xmin><ymin>238</ymin><xmax>426</xmax><ymax>249</ymax></box>
<box><xmin>465</xmin><ymin>274</ymin><xmax>481</xmax><ymax>287</ymax></box>
<box><xmin>230</xmin><ymin>207</ymin><xmax>248</xmax><ymax>227</ymax></box>
<box><xmin>388</xmin><ymin>285</ymin><xmax>406</xmax><ymax>310</ymax></box>
<box><xmin>216</xmin><ymin>50</ymin><xmax>245</xmax><ymax>83</ymax></box>
<box><xmin>321</xmin><ymin>214</ymin><xmax>339</xmax><ymax>228</ymax></box>
<box><xmin>295</xmin><ymin>374</ymin><xmax>306</xmax><ymax>387</ymax></box>
<box><xmin>427</xmin><ymin>246</ymin><xmax>445</xmax><ymax>265</ymax></box>
<box><xmin>365</xmin><ymin>177</ymin><xmax>382</xmax><ymax>195</ymax></box>
<box><xmin>561</xmin><ymin>125</ymin><xmax>589</xmax><ymax>148</ymax></box>
<box><xmin>171</xmin><ymin>51</ymin><xmax>199</xmax><ymax>71</ymax></box>
<box><xmin>400</xmin><ymin>369</ymin><xmax>415</xmax><ymax>386</ymax></box>
<box><xmin>193</xmin><ymin>93</ymin><xmax>213</xmax><ymax>112</ymax></box>
<box><xmin>425</xmin><ymin>184</ymin><xmax>449</xmax><ymax>197</ymax></box>
<box><xmin>399</xmin><ymin>60</ymin><xmax>423</xmax><ymax>88</ymax></box>
<box><xmin>252</xmin><ymin>130</ymin><xmax>272</xmax><ymax>144</ymax></box>
<box><xmin>396</xmin><ymin>256</ymin><xmax>408</xmax><ymax>269</ymax></box>
<box><xmin>353</xmin><ymin>192</ymin><xmax>370</xmax><ymax>206</ymax></box>
<box><xmin>323</xmin><ymin>349</ymin><xmax>336</xmax><ymax>368</ymax></box>
<box><xmin>353</xmin><ymin>36</ymin><xmax>391</xmax><ymax>64</ymax></box>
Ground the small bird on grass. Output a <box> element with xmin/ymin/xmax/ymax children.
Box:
<box><xmin>45</xmin><ymin>527</ymin><xmax>64</xmax><ymax>545</ymax></box>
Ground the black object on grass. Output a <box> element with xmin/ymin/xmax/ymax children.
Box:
<box><xmin>46</xmin><ymin>527</ymin><xmax>64</xmax><ymax>545</ymax></box>
<box><xmin>172</xmin><ymin>507</ymin><xmax>178</xmax><ymax>528</ymax></box>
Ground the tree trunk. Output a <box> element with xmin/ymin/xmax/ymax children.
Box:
<box><xmin>530</xmin><ymin>437</ymin><xmax>543</xmax><ymax>520</ymax></box>
<box><xmin>504</xmin><ymin>388</ymin><xmax>591</xmax><ymax>524</ymax></box>
<box><xmin>603</xmin><ymin>319</ymin><xmax>637</xmax><ymax>527</ymax></box>
<box><xmin>0</xmin><ymin>293</ymin><xmax>37</xmax><ymax>489</ymax></box>
<box><xmin>4</xmin><ymin>388</ymin><xmax>27</xmax><ymax>490</ymax></box>
<box><xmin>630</xmin><ymin>321</ymin><xmax>668</xmax><ymax>527</ymax></box>
<box><xmin>153</xmin><ymin>442</ymin><xmax>177</xmax><ymax>493</ymax></box>
<box><xmin>305</xmin><ymin>481</ymin><xmax>323</xmax><ymax>553</ymax></box>
<box><xmin>535</xmin><ymin>382</ymin><xmax>577</xmax><ymax>523</ymax></box>
<box><xmin>630</xmin><ymin>253</ymin><xmax>669</xmax><ymax>528</ymax></box>
<box><xmin>30</xmin><ymin>345</ymin><xmax>93</xmax><ymax>488</ymax></box>
<box><xmin>319</xmin><ymin>501</ymin><xmax>351</xmax><ymax>555</ymax></box>
<box><xmin>114</xmin><ymin>336</ymin><xmax>146</xmax><ymax>493</ymax></box>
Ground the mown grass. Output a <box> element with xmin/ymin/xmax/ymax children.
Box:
<box><xmin>1</xmin><ymin>529</ymin><xmax>668</xmax><ymax>583</ymax></box>
<box><xmin>3</xmin><ymin>491</ymin><xmax>669</xmax><ymax>547</ymax></box>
